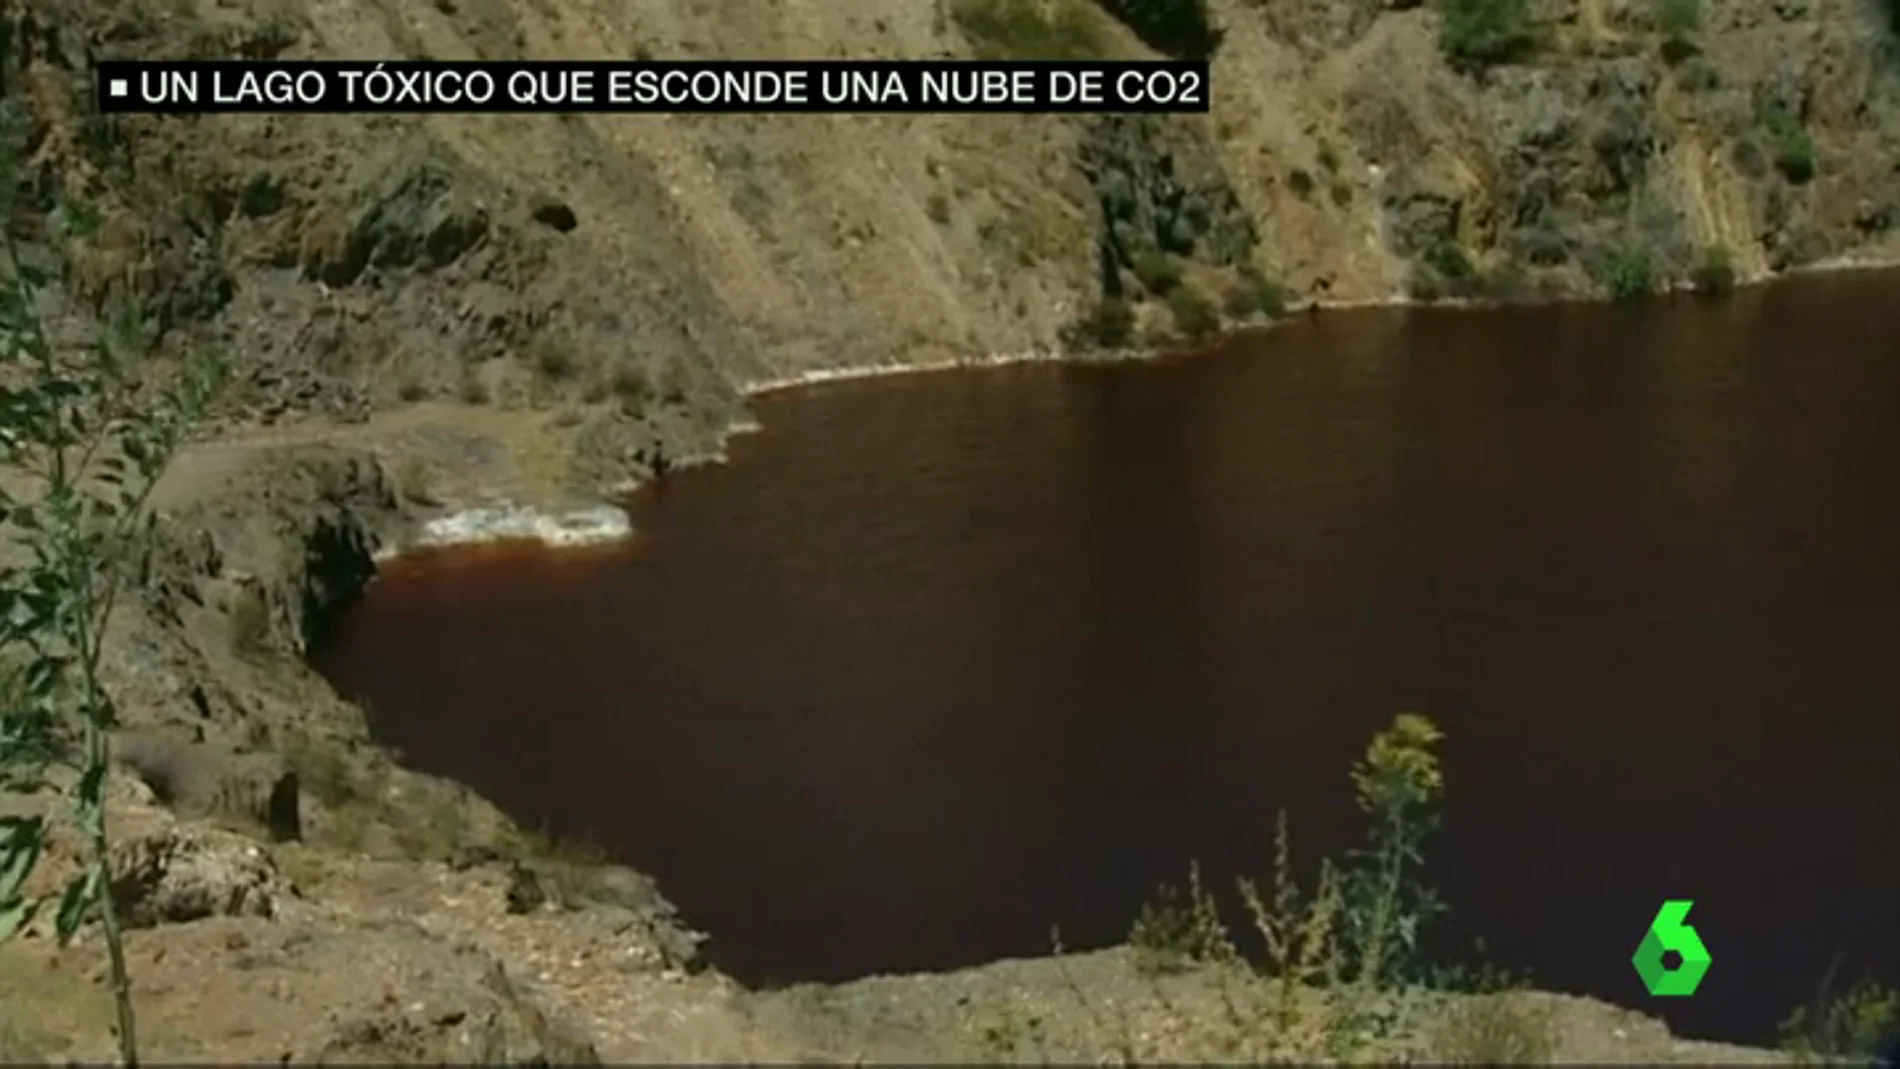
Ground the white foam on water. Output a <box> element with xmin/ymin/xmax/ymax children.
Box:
<box><xmin>382</xmin><ymin>503</ymin><xmax>633</xmax><ymax>558</ymax></box>
<box><xmin>742</xmin><ymin>344</ymin><xmax>1147</xmax><ymax>395</ymax></box>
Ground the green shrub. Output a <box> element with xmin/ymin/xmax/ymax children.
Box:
<box><xmin>1659</xmin><ymin>33</ymin><xmax>1699</xmax><ymax>65</ymax></box>
<box><xmin>1071</xmin><ymin>296</ymin><xmax>1136</xmax><ymax>348</ymax></box>
<box><xmin>1424</xmin><ymin>240</ymin><xmax>1476</xmax><ymax>284</ymax></box>
<box><xmin>1772</xmin><ymin>124</ymin><xmax>1816</xmax><ymax>184</ymax></box>
<box><xmin>610</xmin><ymin>363</ymin><xmax>654</xmax><ymax>406</ymax></box>
<box><xmin>459</xmin><ymin>368</ymin><xmax>490</xmax><ymax>404</ymax></box>
<box><xmin>1675</xmin><ymin>57</ymin><xmax>1720</xmax><ymax>90</ymax></box>
<box><xmin>1094</xmin><ymin>0</ymin><xmax>1222</xmax><ymax>58</ymax></box>
<box><xmin>1288</xmin><ymin>168</ymin><xmax>1316</xmax><ymax>198</ymax></box>
<box><xmin>1166</xmin><ymin>282</ymin><xmax>1220</xmax><ymax>339</ymax></box>
<box><xmin>1477</xmin><ymin>258</ymin><xmax>1528</xmax><ymax>300</ymax></box>
<box><xmin>1414</xmin><ymin>240</ymin><xmax>1517</xmax><ymax>302</ymax></box>
<box><xmin>1438</xmin><ymin>0</ymin><xmax>1539</xmax><ymax>70</ymax></box>
<box><xmin>0</xmin><ymin>155</ymin><xmax>226</xmax><ymax>1067</ymax></box>
<box><xmin>1223</xmin><ymin>266</ymin><xmax>1288</xmax><ymax>319</ymax></box>
<box><xmin>1513</xmin><ymin>223</ymin><xmax>1569</xmax><ymax>266</ymax></box>
<box><xmin>1129</xmin><ymin>860</ymin><xmax>1231</xmax><ymax>975</ymax></box>
<box><xmin>951</xmin><ymin>0</ymin><xmax>1107</xmax><ymax>59</ymax></box>
<box><xmin>1603</xmin><ymin>245</ymin><xmax>1657</xmax><ymax>300</ymax></box>
<box><xmin>1755</xmin><ymin>101</ymin><xmax>1818</xmax><ymax>185</ymax></box>
<box><xmin>1690</xmin><ymin>246</ymin><xmax>1736</xmax><ymax>296</ymax></box>
<box><xmin>1654</xmin><ymin>0</ymin><xmax>1700</xmax><ymax>37</ymax></box>
<box><xmin>534</xmin><ymin>341</ymin><xmax>579</xmax><ymax>381</ymax></box>
<box><xmin>1340</xmin><ymin>712</ymin><xmax>1449</xmax><ymax>988</ymax></box>
<box><xmin>1110</xmin><ymin>714</ymin><xmax>1450</xmax><ymax>1061</ymax></box>
<box><xmin>1130</xmin><ymin>248</ymin><xmax>1183</xmax><ymax>294</ymax></box>
<box><xmin>1779</xmin><ymin>977</ymin><xmax>1900</xmax><ymax>1062</ymax></box>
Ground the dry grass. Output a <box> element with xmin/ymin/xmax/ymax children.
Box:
<box><xmin>1431</xmin><ymin>991</ymin><xmax>1559</xmax><ymax>1064</ymax></box>
<box><xmin>227</xmin><ymin>582</ymin><xmax>278</xmax><ymax>661</ymax></box>
<box><xmin>950</xmin><ymin>0</ymin><xmax>1111</xmax><ymax>59</ymax></box>
<box><xmin>279</xmin><ymin>727</ymin><xmax>359</xmax><ymax>811</ymax></box>
<box><xmin>1025</xmin><ymin>714</ymin><xmax>1562</xmax><ymax>1063</ymax></box>
<box><xmin>499</xmin><ymin>824</ymin><xmax>629</xmax><ymax>908</ymax></box>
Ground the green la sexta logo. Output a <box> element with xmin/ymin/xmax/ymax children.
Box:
<box><xmin>1632</xmin><ymin>899</ymin><xmax>1712</xmax><ymax>997</ymax></box>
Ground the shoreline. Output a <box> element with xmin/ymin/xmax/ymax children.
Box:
<box><xmin>387</xmin><ymin>255</ymin><xmax>1900</xmax><ymax>557</ymax></box>
<box><xmin>678</xmin><ymin>251</ymin><xmax>1900</xmax><ymax>400</ymax></box>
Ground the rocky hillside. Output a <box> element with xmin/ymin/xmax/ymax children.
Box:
<box><xmin>2</xmin><ymin>0</ymin><xmax>1898</xmax><ymax>1061</ymax></box>
<box><xmin>7</xmin><ymin>0</ymin><xmax>1900</xmax><ymax>493</ymax></box>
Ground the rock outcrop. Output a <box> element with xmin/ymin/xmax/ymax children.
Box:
<box><xmin>7</xmin><ymin>0</ymin><xmax>1891</xmax><ymax>464</ymax></box>
<box><xmin>113</xmin><ymin>731</ymin><xmax>302</xmax><ymax>842</ymax></box>
<box><xmin>108</xmin><ymin>823</ymin><xmax>289</xmax><ymax>929</ymax></box>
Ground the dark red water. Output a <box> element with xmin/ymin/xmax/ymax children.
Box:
<box><xmin>313</xmin><ymin>271</ymin><xmax>1900</xmax><ymax>1045</ymax></box>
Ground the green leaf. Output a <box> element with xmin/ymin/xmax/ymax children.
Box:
<box><xmin>0</xmin><ymin>817</ymin><xmax>44</xmax><ymax>897</ymax></box>
<box><xmin>53</xmin><ymin>870</ymin><xmax>95</xmax><ymax>945</ymax></box>
<box><xmin>77</xmin><ymin>760</ymin><xmax>106</xmax><ymax>805</ymax></box>
<box><xmin>0</xmin><ymin>895</ymin><xmax>39</xmax><ymax>942</ymax></box>
<box><xmin>23</xmin><ymin>647</ymin><xmax>65</xmax><ymax>682</ymax></box>
<box><xmin>0</xmin><ymin>814</ymin><xmax>42</xmax><ymax>847</ymax></box>
<box><xmin>58</xmin><ymin>200</ymin><xmax>103</xmax><ymax>239</ymax></box>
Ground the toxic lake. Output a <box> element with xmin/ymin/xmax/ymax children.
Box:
<box><xmin>313</xmin><ymin>269</ymin><xmax>1900</xmax><ymax>1045</ymax></box>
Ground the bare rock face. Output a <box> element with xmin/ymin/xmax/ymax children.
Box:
<box><xmin>112</xmin><ymin>730</ymin><xmax>302</xmax><ymax>842</ymax></box>
<box><xmin>109</xmin><ymin>824</ymin><xmax>290</xmax><ymax>929</ymax></box>
<box><xmin>294</xmin><ymin>943</ymin><xmax>602</xmax><ymax>1065</ymax></box>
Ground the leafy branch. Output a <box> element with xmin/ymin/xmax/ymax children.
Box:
<box><xmin>0</xmin><ymin>133</ymin><xmax>224</xmax><ymax>1067</ymax></box>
